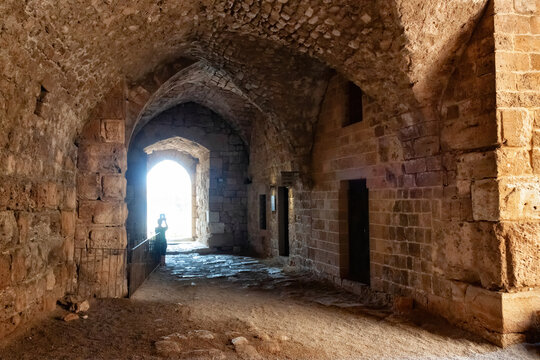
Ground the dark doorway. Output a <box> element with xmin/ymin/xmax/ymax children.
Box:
<box><xmin>348</xmin><ymin>179</ymin><xmax>370</xmax><ymax>284</ymax></box>
<box><xmin>278</xmin><ymin>186</ymin><xmax>290</xmax><ymax>256</ymax></box>
<box><xmin>259</xmin><ymin>194</ymin><xmax>267</xmax><ymax>230</ymax></box>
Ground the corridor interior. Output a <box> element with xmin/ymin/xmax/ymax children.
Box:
<box><xmin>0</xmin><ymin>0</ymin><xmax>539</xmax><ymax>358</ymax></box>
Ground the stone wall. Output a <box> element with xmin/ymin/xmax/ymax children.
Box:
<box><xmin>246</xmin><ymin>2</ymin><xmax>539</xmax><ymax>345</ymax></box>
<box><xmin>0</xmin><ymin>112</ymin><xmax>76</xmax><ymax>338</ymax></box>
<box><xmin>434</xmin><ymin>2</ymin><xmax>508</xmax><ymax>343</ymax></box>
<box><xmin>492</xmin><ymin>0</ymin><xmax>540</xmax><ymax>341</ymax></box>
<box><xmin>0</xmin><ymin>0</ymin><xmax>538</xmax><ymax>346</ymax></box>
<box><xmin>430</xmin><ymin>0</ymin><xmax>540</xmax><ymax>344</ymax></box>
<box><xmin>310</xmin><ymin>75</ymin><xmax>403</xmax><ymax>285</ymax></box>
<box><xmin>75</xmin><ymin>84</ymin><xmax>128</xmax><ymax>298</ymax></box>
<box><xmin>493</xmin><ymin>0</ymin><xmax>540</xmax><ymax>288</ymax></box>
<box><xmin>131</xmin><ymin>103</ymin><xmax>249</xmax><ymax>249</ymax></box>
<box><xmin>247</xmin><ymin>113</ymin><xmax>304</xmax><ymax>260</ymax></box>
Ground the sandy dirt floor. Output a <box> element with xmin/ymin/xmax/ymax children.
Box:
<box><xmin>0</xmin><ymin>249</ymin><xmax>538</xmax><ymax>360</ymax></box>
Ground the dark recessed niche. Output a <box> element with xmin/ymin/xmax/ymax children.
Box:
<box><xmin>259</xmin><ymin>194</ymin><xmax>267</xmax><ymax>230</ymax></box>
<box><xmin>34</xmin><ymin>85</ymin><xmax>49</xmax><ymax>116</ymax></box>
<box><xmin>343</xmin><ymin>81</ymin><xmax>363</xmax><ymax>127</ymax></box>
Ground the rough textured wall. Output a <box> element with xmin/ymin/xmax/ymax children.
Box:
<box><xmin>435</xmin><ymin>3</ymin><xmax>509</xmax><ymax>344</ymax></box>
<box><xmin>291</xmin><ymin>2</ymin><xmax>538</xmax><ymax>346</ymax></box>
<box><xmin>247</xmin><ymin>112</ymin><xmax>304</xmax><ymax>258</ymax></box>
<box><xmin>492</xmin><ymin>0</ymin><xmax>540</xmax><ymax>342</ymax></box>
<box><xmin>0</xmin><ymin>116</ymin><xmax>76</xmax><ymax>338</ymax></box>
<box><xmin>311</xmin><ymin>74</ymin><xmax>405</xmax><ymax>285</ymax></box>
<box><xmin>132</xmin><ymin>103</ymin><xmax>249</xmax><ymax>249</ymax></box>
<box><xmin>246</xmin><ymin>3</ymin><xmax>538</xmax><ymax>344</ymax></box>
<box><xmin>75</xmin><ymin>85</ymin><xmax>128</xmax><ymax>298</ymax></box>
<box><xmin>493</xmin><ymin>0</ymin><xmax>540</xmax><ymax>288</ymax></box>
<box><xmin>1</xmin><ymin>0</ymin><xmax>536</xmax><ymax>346</ymax></box>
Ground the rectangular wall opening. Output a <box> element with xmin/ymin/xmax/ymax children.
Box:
<box><xmin>278</xmin><ymin>186</ymin><xmax>290</xmax><ymax>256</ymax></box>
<box><xmin>347</xmin><ymin>179</ymin><xmax>370</xmax><ymax>284</ymax></box>
<box><xmin>259</xmin><ymin>194</ymin><xmax>267</xmax><ymax>230</ymax></box>
<box><xmin>343</xmin><ymin>81</ymin><xmax>364</xmax><ymax>127</ymax></box>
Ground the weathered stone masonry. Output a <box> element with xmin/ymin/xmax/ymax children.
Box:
<box><xmin>0</xmin><ymin>0</ymin><xmax>538</xmax><ymax>347</ymax></box>
<box><xmin>129</xmin><ymin>103</ymin><xmax>249</xmax><ymax>249</ymax></box>
<box><xmin>75</xmin><ymin>84</ymin><xmax>128</xmax><ymax>298</ymax></box>
<box><xmin>245</xmin><ymin>1</ymin><xmax>540</xmax><ymax>346</ymax></box>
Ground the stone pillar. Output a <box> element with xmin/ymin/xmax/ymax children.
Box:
<box><xmin>75</xmin><ymin>83</ymin><xmax>128</xmax><ymax>298</ymax></box>
<box><xmin>491</xmin><ymin>0</ymin><xmax>540</xmax><ymax>343</ymax></box>
<box><xmin>432</xmin><ymin>0</ymin><xmax>540</xmax><ymax>345</ymax></box>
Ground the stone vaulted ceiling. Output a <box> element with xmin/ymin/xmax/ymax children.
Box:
<box><xmin>0</xmin><ymin>0</ymin><xmax>488</xmax><ymax>160</ymax></box>
<box><xmin>132</xmin><ymin>61</ymin><xmax>258</xmax><ymax>146</ymax></box>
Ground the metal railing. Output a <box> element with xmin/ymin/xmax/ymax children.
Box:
<box><xmin>70</xmin><ymin>235</ymin><xmax>160</xmax><ymax>298</ymax></box>
<box><xmin>127</xmin><ymin>235</ymin><xmax>160</xmax><ymax>297</ymax></box>
<box><xmin>71</xmin><ymin>247</ymin><xmax>128</xmax><ymax>298</ymax></box>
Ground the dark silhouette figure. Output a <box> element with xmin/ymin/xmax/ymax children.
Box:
<box><xmin>155</xmin><ymin>214</ymin><xmax>168</xmax><ymax>265</ymax></box>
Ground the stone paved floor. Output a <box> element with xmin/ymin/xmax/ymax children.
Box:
<box><xmin>131</xmin><ymin>248</ymin><xmax>539</xmax><ymax>359</ymax></box>
<box><xmin>0</xmin><ymin>247</ymin><xmax>537</xmax><ymax>359</ymax></box>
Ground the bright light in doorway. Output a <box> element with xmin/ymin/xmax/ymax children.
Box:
<box><xmin>147</xmin><ymin>160</ymin><xmax>192</xmax><ymax>241</ymax></box>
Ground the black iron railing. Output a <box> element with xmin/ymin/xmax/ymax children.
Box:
<box><xmin>71</xmin><ymin>247</ymin><xmax>128</xmax><ymax>298</ymax></box>
<box><xmin>127</xmin><ymin>235</ymin><xmax>160</xmax><ymax>297</ymax></box>
<box><xmin>71</xmin><ymin>235</ymin><xmax>160</xmax><ymax>298</ymax></box>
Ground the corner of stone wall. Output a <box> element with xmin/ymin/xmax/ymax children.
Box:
<box><xmin>420</xmin><ymin>0</ymin><xmax>540</xmax><ymax>345</ymax></box>
<box><xmin>75</xmin><ymin>83</ymin><xmax>129</xmax><ymax>298</ymax></box>
<box><xmin>490</xmin><ymin>0</ymin><xmax>540</xmax><ymax>344</ymax></box>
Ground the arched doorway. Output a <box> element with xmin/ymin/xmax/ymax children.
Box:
<box><xmin>146</xmin><ymin>160</ymin><xmax>193</xmax><ymax>241</ymax></box>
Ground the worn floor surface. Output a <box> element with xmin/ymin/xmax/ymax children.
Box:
<box><xmin>0</xmin><ymin>247</ymin><xmax>538</xmax><ymax>359</ymax></box>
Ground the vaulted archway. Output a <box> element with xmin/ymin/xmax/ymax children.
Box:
<box><xmin>1</xmin><ymin>0</ymin><xmax>539</xmax><ymax>349</ymax></box>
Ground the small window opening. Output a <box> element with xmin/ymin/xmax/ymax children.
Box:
<box><xmin>34</xmin><ymin>85</ymin><xmax>48</xmax><ymax>116</ymax></box>
<box><xmin>343</xmin><ymin>81</ymin><xmax>363</xmax><ymax>127</ymax></box>
<box><xmin>259</xmin><ymin>194</ymin><xmax>267</xmax><ymax>230</ymax></box>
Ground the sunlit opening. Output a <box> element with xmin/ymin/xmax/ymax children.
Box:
<box><xmin>147</xmin><ymin>160</ymin><xmax>192</xmax><ymax>241</ymax></box>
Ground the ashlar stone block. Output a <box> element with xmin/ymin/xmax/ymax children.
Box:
<box><xmin>101</xmin><ymin>119</ymin><xmax>125</xmax><ymax>144</ymax></box>
<box><xmin>93</xmin><ymin>202</ymin><xmax>126</xmax><ymax>225</ymax></box>
<box><xmin>0</xmin><ymin>211</ymin><xmax>18</xmax><ymax>249</ymax></box>
<box><xmin>533</xmin><ymin>148</ymin><xmax>540</xmax><ymax>174</ymax></box>
<box><xmin>37</xmin><ymin>182</ymin><xmax>58</xmax><ymax>209</ymax></box>
<box><xmin>90</xmin><ymin>227</ymin><xmax>127</xmax><ymax>248</ymax></box>
<box><xmin>0</xmin><ymin>254</ymin><xmax>11</xmax><ymax>289</ymax></box>
<box><xmin>456</xmin><ymin>151</ymin><xmax>497</xmax><ymax>180</ymax></box>
<box><xmin>514</xmin><ymin>0</ymin><xmax>537</xmax><ymax>14</ymax></box>
<box><xmin>79</xmin><ymin>201</ymin><xmax>126</xmax><ymax>225</ymax></box>
<box><xmin>499</xmin><ymin>178</ymin><xmax>540</xmax><ymax>220</ymax></box>
<box><xmin>209</xmin><ymin>222</ymin><xmax>225</xmax><ymax>234</ymax></box>
<box><xmin>471</xmin><ymin>179</ymin><xmax>499</xmax><ymax>221</ymax></box>
<box><xmin>496</xmin><ymin>222</ymin><xmax>540</xmax><ymax>288</ymax></box>
<box><xmin>102</xmin><ymin>175</ymin><xmax>126</xmax><ymax>200</ymax></box>
<box><xmin>11</xmin><ymin>249</ymin><xmax>26</xmax><ymax>283</ymax></box>
<box><xmin>496</xmin><ymin>148</ymin><xmax>533</xmax><ymax>176</ymax></box>
<box><xmin>501</xmin><ymin>289</ymin><xmax>540</xmax><ymax>334</ymax></box>
<box><xmin>77</xmin><ymin>173</ymin><xmax>100</xmax><ymax>200</ymax></box>
<box><xmin>78</xmin><ymin>143</ymin><xmax>127</xmax><ymax>174</ymax></box>
<box><xmin>61</xmin><ymin>210</ymin><xmax>75</xmax><ymax>238</ymax></box>
<box><xmin>501</xmin><ymin>109</ymin><xmax>532</xmax><ymax>147</ymax></box>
